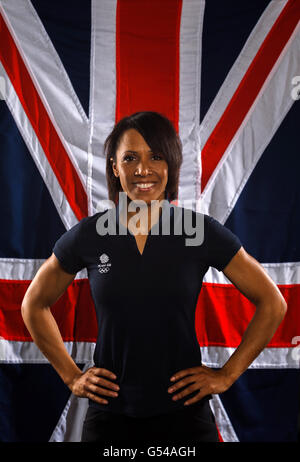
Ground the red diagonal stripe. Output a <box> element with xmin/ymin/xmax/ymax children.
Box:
<box><xmin>0</xmin><ymin>13</ymin><xmax>88</xmax><ymax>221</ymax></box>
<box><xmin>201</xmin><ymin>0</ymin><xmax>300</xmax><ymax>192</ymax></box>
<box><xmin>116</xmin><ymin>0</ymin><xmax>182</xmax><ymax>132</ymax></box>
<box><xmin>196</xmin><ymin>283</ymin><xmax>299</xmax><ymax>348</ymax></box>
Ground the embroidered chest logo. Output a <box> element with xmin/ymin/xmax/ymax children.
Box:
<box><xmin>98</xmin><ymin>253</ymin><xmax>111</xmax><ymax>273</ymax></box>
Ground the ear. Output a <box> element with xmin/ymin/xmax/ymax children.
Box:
<box><xmin>110</xmin><ymin>157</ymin><xmax>119</xmax><ymax>177</ymax></box>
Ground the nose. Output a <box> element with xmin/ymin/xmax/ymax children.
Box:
<box><xmin>134</xmin><ymin>159</ymin><xmax>152</xmax><ymax>176</ymax></box>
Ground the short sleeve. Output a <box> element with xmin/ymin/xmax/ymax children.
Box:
<box><xmin>52</xmin><ymin>218</ymin><xmax>87</xmax><ymax>274</ymax></box>
<box><xmin>203</xmin><ymin>215</ymin><xmax>242</xmax><ymax>271</ymax></box>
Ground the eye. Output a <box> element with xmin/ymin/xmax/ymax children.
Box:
<box><xmin>123</xmin><ymin>154</ymin><xmax>135</xmax><ymax>162</ymax></box>
<box><xmin>152</xmin><ymin>153</ymin><xmax>164</xmax><ymax>160</ymax></box>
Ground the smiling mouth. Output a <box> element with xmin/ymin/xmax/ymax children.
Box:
<box><xmin>133</xmin><ymin>183</ymin><xmax>156</xmax><ymax>191</ymax></box>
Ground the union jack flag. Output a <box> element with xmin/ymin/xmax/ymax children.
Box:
<box><xmin>0</xmin><ymin>0</ymin><xmax>299</xmax><ymax>442</ymax></box>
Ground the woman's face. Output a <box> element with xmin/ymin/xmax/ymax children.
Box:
<box><xmin>112</xmin><ymin>128</ymin><xmax>169</xmax><ymax>204</ymax></box>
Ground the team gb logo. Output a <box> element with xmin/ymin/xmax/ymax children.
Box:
<box><xmin>98</xmin><ymin>253</ymin><xmax>111</xmax><ymax>273</ymax></box>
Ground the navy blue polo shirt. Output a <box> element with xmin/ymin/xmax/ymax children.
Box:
<box><xmin>52</xmin><ymin>201</ymin><xmax>242</xmax><ymax>418</ymax></box>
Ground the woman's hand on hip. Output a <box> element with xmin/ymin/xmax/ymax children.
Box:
<box><xmin>69</xmin><ymin>367</ymin><xmax>120</xmax><ymax>405</ymax></box>
<box><xmin>167</xmin><ymin>365</ymin><xmax>234</xmax><ymax>406</ymax></box>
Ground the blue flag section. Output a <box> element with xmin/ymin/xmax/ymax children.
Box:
<box><xmin>219</xmin><ymin>369</ymin><xmax>300</xmax><ymax>442</ymax></box>
<box><xmin>0</xmin><ymin>364</ymin><xmax>72</xmax><ymax>442</ymax></box>
<box><xmin>226</xmin><ymin>102</ymin><xmax>300</xmax><ymax>264</ymax></box>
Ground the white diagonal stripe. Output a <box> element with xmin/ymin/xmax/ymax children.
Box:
<box><xmin>0</xmin><ymin>0</ymin><xmax>89</xmax><ymax>194</ymax></box>
<box><xmin>199</xmin><ymin>0</ymin><xmax>289</xmax><ymax>149</ymax></box>
<box><xmin>49</xmin><ymin>362</ymin><xmax>92</xmax><ymax>442</ymax></box>
<box><xmin>209</xmin><ymin>394</ymin><xmax>239</xmax><ymax>442</ymax></box>
<box><xmin>0</xmin><ymin>64</ymin><xmax>78</xmax><ymax>229</ymax></box>
<box><xmin>198</xmin><ymin>22</ymin><xmax>300</xmax><ymax>223</ymax></box>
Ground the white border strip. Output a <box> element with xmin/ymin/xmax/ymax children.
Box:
<box><xmin>0</xmin><ymin>340</ymin><xmax>95</xmax><ymax>363</ymax></box>
<box><xmin>201</xmin><ymin>346</ymin><xmax>300</xmax><ymax>369</ymax></box>
<box><xmin>1</xmin><ymin>340</ymin><xmax>298</xmax><ymax>369</ymax></box>
<box><xmin>0</xmin><ymin>258</ymin><xmax>87</xmax><ymax>280</ymax></box>
<box><xmin>1</xmin><ymin>258</ymin><xmax>299</xmax><ymax>284</ymax></box>
<box><xmin>89</xmin><ymin>0</ymin><xmax>117</xmax><ymax>215</ymax></box>
<box><xmin>178</xmin><ymin>0</ymin><xmax>205</xmax><ymax>205</ymax></box>
<box><xmin>204</xmin><ymin>262</ymin><xmax>300</xmax><ymax>285</ymax></box>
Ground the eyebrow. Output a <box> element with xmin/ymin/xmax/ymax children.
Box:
<box><xmin>122</xmin><ymin>150</ymin><xmax>153</xmax><ymax>154</ymax></box>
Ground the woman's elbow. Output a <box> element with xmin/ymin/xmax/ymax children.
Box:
<box><xmin>256</xmin><ymin>289</ymin><xmax>287</xmax><ymax>324</ymax></box>
<box><xmin>266</xmin><ymin>292</ymin><xmax>288</xmax><ymax>324</ymax></box>
<box><xmin>277</xmin><ymin>296</ymin><xmax>288</xmax><ymax>321</ymax></box>
<box><xmin>21</xmin><ymin>290</ymin><xmax>29</xmax><ymax>319</ymax></box>
<box><xmin>21</xmin><ymin>286</ymin><xmax>45</xmax><ymax>321</ymax></box>
<box><xmin>21</xmin><ymin>294</ymin><xmax>33</xmax><ymax>323</ymax></box>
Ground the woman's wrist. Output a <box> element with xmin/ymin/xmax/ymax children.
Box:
<box><xmin>218</xmin><ymin>362</ymin><xmax>240</xmax><ymax>388</ymax></box>
<box><xmin>61</xmin><ymin>365</ymin><xmax>84</xmax><ymax>390</ymax></box>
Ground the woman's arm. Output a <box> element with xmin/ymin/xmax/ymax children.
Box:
<box><xmin>168</xmin><ymin>247</ymin><xmax>287</xmax><ymax>404</ymax></box>
<box><xmin>21</xmin><ymin>254</ymin><xmax>82</xmax><ymax>385</ymax></box>
<box><xmin>218</xmin><ymin>246</ymin><xmax>287</xmax><ymax>382</ymax></box>
<box><xmin>21</xmin><ymin>254</ymin><xmax>119</xmax><ymax>404</ymax></box>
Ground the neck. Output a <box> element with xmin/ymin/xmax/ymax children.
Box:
<box><xmin>120</xmin><ymin>195</ymin><xmax>165</xmax><ymax>234</ymax></box>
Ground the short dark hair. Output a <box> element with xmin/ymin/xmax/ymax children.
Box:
<box><xmin>104</xmin><ymin>111</ymin><xmax>183</xmax><ymax>204</ymax></box>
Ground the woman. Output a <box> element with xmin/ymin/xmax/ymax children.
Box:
<box><xmin>21</xmin><ymin>111</ymin><xmax>287</xmax><ymax>443</ymax></box>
